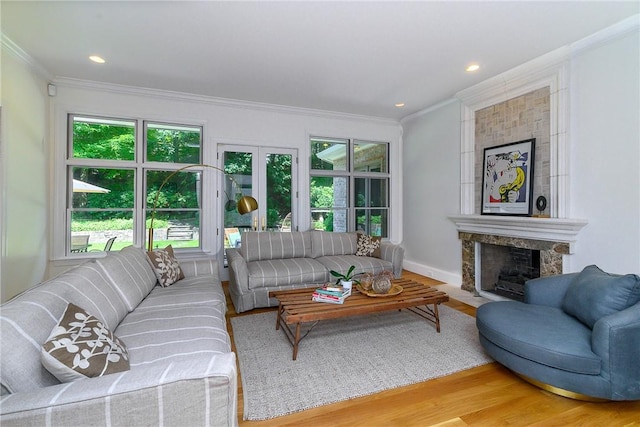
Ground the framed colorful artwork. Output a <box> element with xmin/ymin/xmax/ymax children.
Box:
<box><xmin>481</xmin><ymin>138</ymin><xmax>535</xmax><ymax>216</ymax></box>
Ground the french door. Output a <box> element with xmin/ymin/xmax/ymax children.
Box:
<box><xmin>218</xmin><ymin>144</ymin><xmax>297</xmax><ymax>252</ymax></box>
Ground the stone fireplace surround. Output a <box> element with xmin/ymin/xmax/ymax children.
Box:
<box><xmin>450</xmin><ymin>215</ymin><xmax>587</xmax><ymax>300</ymax></box>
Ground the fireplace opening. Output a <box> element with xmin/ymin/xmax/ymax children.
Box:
<box><xmin>480</xmin><ymin>244</ymin><xmax>540</xmax><ymax>301</ymax></box>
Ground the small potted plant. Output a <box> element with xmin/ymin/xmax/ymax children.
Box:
<box><xmin>330</xmin><ymin>265</ymin><xmax>357</xmax><ymax>291</ymax></box>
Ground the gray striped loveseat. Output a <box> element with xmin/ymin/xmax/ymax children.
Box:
<box><xmin>227</xmin><ymin>231</ymin><xmax>404</xmax><ymax>313</ymax></box>
<box><xmin>0</xmin><ymin>246</ymin><xmax>237</xmax><ymax>427</ymax></box>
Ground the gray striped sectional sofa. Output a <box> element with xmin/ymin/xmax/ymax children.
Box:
<box><xmin>0</xmin><ymin>246</ymin><xmax>238</xmax><ymax>427</ymax></box>
<box><xmin>227</xmin><ymin>231</ymin><xmax>404</xmax><ymax>313</ymax></box>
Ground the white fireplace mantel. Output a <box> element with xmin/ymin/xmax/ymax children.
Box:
<box><xmin>448</xmin><ymin>215</ymin><xmax>588</xmax><ymax>245</ymax></box>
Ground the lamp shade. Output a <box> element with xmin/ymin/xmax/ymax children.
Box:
<box><xmin>237</xmin><ymin>195</ymin><xmax>258</xmax><ymax>215</ymax></box>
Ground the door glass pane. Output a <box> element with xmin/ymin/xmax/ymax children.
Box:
<box><xmin>146</xmin><ymin>122</ymin><xmax>201</xmax><ymax>164</ymax></box>
<box><xmin>146</xmin><ymin>170</ymin><xmax>201</xmax><ymax>250</ymax></box>
<box><xmin>70</xmin><ymin>167</ymin><xmax>134</xmax><ymax>253</ymax></box>
<box><xmin>310</xmin><ymin>137</ymin><xmax>348</xmax><ymax>171</ymax></box>
<box><xmin>224</xmin><ymin>151</ymin><xmax>254</xmax><ymax>246</ymax></box>
<box><xmin>354</xmin><ymin>141</ymin><xmax>387</xmax><ymax>173</ymax></box>
<box><xmin>310</xmin><ymin>176</ymin><xmax>348</xmax><ymax>232</ymax></box>
<box><xmin>266</xmin><ymin>153</ymin><xmax>292</xmax><ymax>231</ymax></box>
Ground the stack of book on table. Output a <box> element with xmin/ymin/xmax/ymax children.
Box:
<box><xmin>312</xmin><ymin>284</ymin><xmax>351</xmax><ymax>304</ymax></box>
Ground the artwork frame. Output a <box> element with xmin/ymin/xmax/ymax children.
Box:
<box><xmin>481</xmin><ymin>138</ymin><xmax>535</xmax><ymax>216</ymax></box>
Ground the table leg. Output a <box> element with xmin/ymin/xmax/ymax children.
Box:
<box><xmin>404</xmin><ymin>303</ymin><xmax>443</xmax><ymax>333</ymax></box>
<box><xmin>276</xmin><ymin>303</ymin><xmax>283</xmax><ymax>330</ymax></box>
<box><xmin>292</xmin><ymin>323</ymin><xmax>301</xmax><ymax>360</ymax></box>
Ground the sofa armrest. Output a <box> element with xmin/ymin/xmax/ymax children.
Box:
<box><xmin>379</xmin><ymin>242</ymin><xmax>405</xmax><ymax>278</ymax></box>
<box><xmin>0</xmin><ymin>353</ymin><xmax>238</xmax><ymax>427</ymax></box>
<box><xmin>524</xmin><ymin>273</ymin><xmax>578</xmax><ymax>308</ymax></box>
<box><xmin>226</xmin><ymin>248</ymin><xmax>249</xmax><ymax>293</ymax></box>
<box><xmin>179</xmin><ymin>256</ymin><xmax>220</xmax><ymax>279</ymax></box>
<box><xmin>592</xmin><ymin>302</ymin><xmax>640</xmax><ymax>400</ymax></box>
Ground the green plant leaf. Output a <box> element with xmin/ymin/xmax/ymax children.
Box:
<box><xmin>329</xmin><ymin>270</ymin><xmax>344</xmax><ymax>278</ymax></box>
<box><xmin>346</xmin><ymin>265</ymin><xmax>356</xmax><ymax>278</ymax></box>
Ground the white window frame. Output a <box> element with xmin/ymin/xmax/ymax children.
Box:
<box><xmin>53</xmin><ymin>113</ymin><xmax>210</xmax><ymax>260</ymax></box>
<box><xmin>310</xmin><ymin>136</ymin><xmax>390</xmax><ymax>235</ymax></box>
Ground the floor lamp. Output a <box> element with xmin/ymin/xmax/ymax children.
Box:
<box><xmin>147</xmin><ymin>163</ymin><xmax>258</xmax><ymax>251</ymax></box>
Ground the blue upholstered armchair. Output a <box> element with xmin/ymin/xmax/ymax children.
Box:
<box><xmin>476</xmin><ymin>265</ymin><xmax>640</xmax><ymax>401</ymax></box>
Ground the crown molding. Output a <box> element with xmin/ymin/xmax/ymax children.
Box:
<box><xmin>455</xmin><ymin>14</ymin><xmax>638</xmax><ymax>109</ymax></box>
<box><xmin>400</xmin><ymin>97</ymin><xmax>459</xmax><ymax>125</ymax></box>
<box><xmin>1</xmin><ymin>33</ymin><xmax>53</xmax><ymax>82</ymax></box>
<box><xmin>571</xmin><ymin>14</ymin><xmax>640</xmax><ymax>57</ymax></box>
<box><xmin>52</xmin><ymin>77</ymin><xmax>400</xmax><ymax>126</ymax></box>
<box><xmin>455</xmin><ymin>47</ymin><xmax>570</xmax><ymax>109</ymax></box>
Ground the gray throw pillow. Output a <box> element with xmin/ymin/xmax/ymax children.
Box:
<box><xmin>561</xmin><ymin>265</ymin><xmax>640</xmax><ymax>328</ymax></box>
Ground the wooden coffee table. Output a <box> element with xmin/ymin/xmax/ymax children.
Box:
<box><xmin>269</xmin><ymin>278</ymin><xmax>449</xmax><ymax>360</ymax></box>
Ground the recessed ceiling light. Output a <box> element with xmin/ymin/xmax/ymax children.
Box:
<box><xmin>466</xmin><ymin>64</ymin><xmax>480</xmax><ymax>72</ymax></box>
<box><xmin>89</xmin><ymin>55</ymin><xmax>106</xmax><ymax>64</ymax></box>
<box><xmin>395</xmin><ymin>103</ymin><xmax>405</xmax><ymax>108</ymax></box>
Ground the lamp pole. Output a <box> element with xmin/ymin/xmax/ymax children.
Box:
<box><xmin>147</xmin><ymin>163</ymin><xmax>257</xmax><ymax>251</ymax></box>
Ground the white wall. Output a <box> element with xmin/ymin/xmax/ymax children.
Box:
<box><xmin>401</xmin><ymin>23</ymin><xmax>640</xmax><ymax>284</ymax></box>
<box><xmin>401</xmin><ymin>100</ymin><xmax>462</xmax><ymax>284</ymax></box>
<box><xmin>0</xmin><ymin>47</ymin><xmax>50</xmax><ymax>302</ymax></box>
<box><xmin>47</xmin><ymin>81</ymin><xmax>403</xmax><ymax>277</ymax></box>
<box><xmin>568</xmin><ymin>29</ymin><xmax>640</xmax><ymax>273</ymax></box>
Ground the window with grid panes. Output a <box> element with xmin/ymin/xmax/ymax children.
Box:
<box><xmin>66</xmin><ymin>115</ymin><xmax>203</xmax><ymax>254</ymax></box>
<box><xmin>309</xmin><ymin>137</ymin><xmax>389</xmax><ymax>236</ymax></box>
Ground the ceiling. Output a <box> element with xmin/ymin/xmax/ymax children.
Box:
<box><xmin>2</xmin><ymin>1</ymin><xmax>638</xmax><ymax>120</ymax></box>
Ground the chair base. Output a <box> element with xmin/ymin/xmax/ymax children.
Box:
<box><xmin>515</xmin><ymin>373</ymin><xmax>608</xmax><ymax>402</ymax></box>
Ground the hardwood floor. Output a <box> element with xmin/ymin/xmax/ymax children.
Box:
<box><xmin>223</xmin><ymin>271</ymin><xmax>640</xmax><ymax>426</ymax></box>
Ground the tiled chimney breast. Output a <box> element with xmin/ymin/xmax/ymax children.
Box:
<box><xmin>452</xmin><ymin>58</ymin><xmax>588</xmax><ymax>299</ymax></box>
<box><xmin>474</xmin><ymin>87</ymin><xmax>550</xmax><ymax>214</ymax></box>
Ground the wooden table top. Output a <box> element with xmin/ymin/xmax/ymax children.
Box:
<box><xmin>270</xmin><ymin>278</ymin><xmax>449</xmax><ymax>325</ymax></box>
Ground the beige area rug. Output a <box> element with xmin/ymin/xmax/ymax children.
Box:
<box><xmin>231</xmin><ymin>305</ymin><xmax>493</xmax><ymax>420</ymax></box>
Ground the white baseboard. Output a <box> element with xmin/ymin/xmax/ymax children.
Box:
<box><xmin>402</xmin><ymin>259</ymin><xmax>461</xmax><ymax>286</ymax></box>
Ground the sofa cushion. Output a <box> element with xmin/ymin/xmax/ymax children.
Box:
<box><xmin>147</xmin><ymin>245</ymin><xmax>185</xmax><ymax>287</ymax></box>
<box><xmin>52</xmin><ymin>263</ymin><xmax>131</xmax><ymax>331</ymax></box>
<box><xmin>355</xmin><ymin>233</ymin><xmax>381</xmax><ymax>258</ymax></box>
<box><xmin>41</xmin><ymin>303</ymin><xmax>130</xmax><ymax>383</ymax></box>
<box><xmin>115</xmin><ymin>277</ymin><xmax>230</xmax><ymax>367</ymax></box>
<box><xmin>310</xmin><ymin>231</ymin><xmax>358</xmax><ymax>258</ymax></box>
<box><xmin>0</xmin><ymin>262</ymin><xmax>129</xmax><ymax>393</ymax></box>
<box><xmin>562</xmin><ymin>265</ymin><xmax>640</xmax><ymax>328</ymax></box>
<box><xmin>246</xmin><ymin>258</ymin><xmax>328</xmax><ymax>289</ymax></box>
<box><xmin>476</xmin><ymin>301</ymin><xmax>601</xmax><ymax>375</ymax></box>
<box><xmin>96</xmin><ymin>245</ymin><xmax>158</xmax><ymax>311</ymax></box>
<box><xmin>179</xmin><ymin>257</ymin><xmax>220</xmax><ymax>279</ymax></box>
<box><xmin>315</xmin><ymin>254</ymin><xmax>393</xmax><ymax>279</ymax></box>
<box><xmin>241</xmin><ymin>231</ymin><xmax>312</xmax><ymax>262</ymax></box>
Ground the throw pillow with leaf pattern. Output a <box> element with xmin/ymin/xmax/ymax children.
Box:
<box><xmin>41</xmin><ymin>303</ymin><xmax>130</xmax><ymax>383</ymax></box>
<box><xmin>147</xmin><ymin>244</ymin><xmax>185</xmax><ymax>287</ymax></box>
<box><xmin>355</xmin><ymin>232</ymin><xmax>381</xmax><ymax>258</ymax></box>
